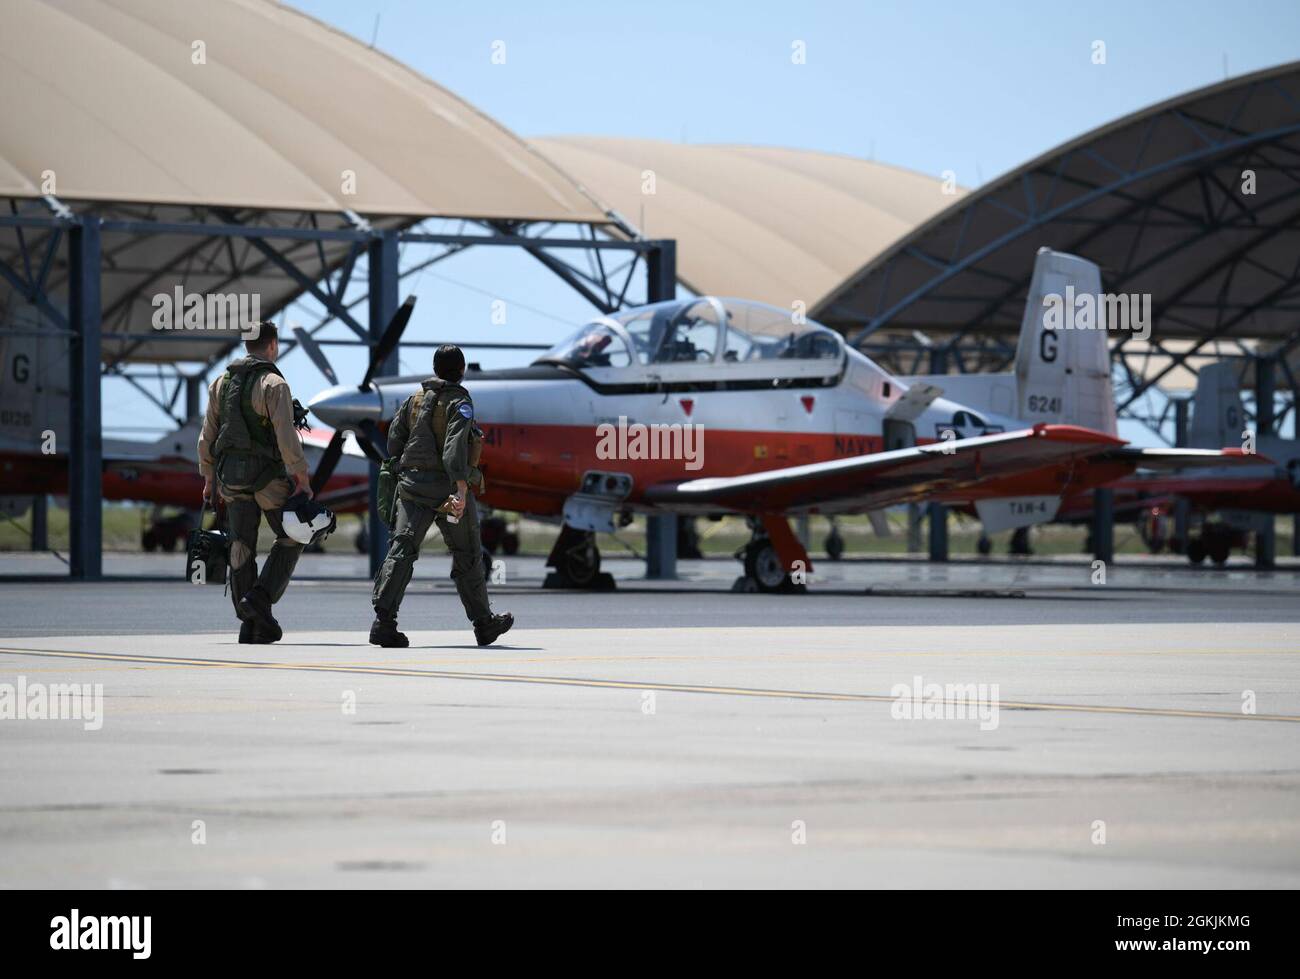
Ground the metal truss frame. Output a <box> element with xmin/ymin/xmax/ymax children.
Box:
<box><xmin>0</xmin><ymin>197</ymin><xmax>676</xmax><ymax>578</ymax></box>
<box><xmin>827</xmin><ymin>74</ymin><xmax>1300</xmax><ymax>442</ymax></box>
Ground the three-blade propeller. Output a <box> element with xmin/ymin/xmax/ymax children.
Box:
<box><xmin>306</xmin><ymin>296</ymin><xmax>417</xmax><ymax>494</ymax></box>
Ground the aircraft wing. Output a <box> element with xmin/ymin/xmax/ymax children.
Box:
<box><xmin>104</xmin><ymin>454</ymin><xmax>195</xmax><ymax>475</ymax></box>
<box><xmin>1093</xmin><ymin>446</ymin><xmax>1270</xmax><ymax>470</ymax></box>
<box><xmin>644</xmin><ymin>424</ymin><xmax>1125</xmax><ymax>514</ymax></box>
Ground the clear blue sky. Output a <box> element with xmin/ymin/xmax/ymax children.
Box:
<box><xmin>297</xmin><ymin>0</ymin><xmax>1300</xmax><ymax>183</ymax></box>
<box><xmin>108</xmin><ymin>0</ymin><xmax>1300</xmax><ymax>438</ymax></box>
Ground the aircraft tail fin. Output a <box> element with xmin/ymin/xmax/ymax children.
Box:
<box><xmin>1188</xmin><ymin>361</ymin><xmax>1245</xmax><ymax>449</ymax></box>
<box><xmin>1014</xmin><ymin>248</ymin><xmax>1118</xmax><ymax>437</ymax></box>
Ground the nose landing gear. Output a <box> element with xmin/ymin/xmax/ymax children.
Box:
<box><xmin>543</xmin><ymin>524</ymin><xmax>616</xmax><ymax>590</ymax></box>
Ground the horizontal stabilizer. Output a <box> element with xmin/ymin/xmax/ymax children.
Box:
<box><xmin>885</xmin><ymin>383</ymin><xmax>943</xmax><ymax>422</ymax></box>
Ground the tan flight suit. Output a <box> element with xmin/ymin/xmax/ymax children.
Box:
<box><xmin>197</xmin><ymin>356</ymin><xmax>309</xmax><ymax>615</ymax></box>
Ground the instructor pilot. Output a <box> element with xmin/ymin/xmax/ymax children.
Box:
<box><xmin>197</xmin><ymin>321</ymin><xmax>310</xmax><ymax>644</ymax></box>
<box><xmin>370</xmin><ymin>344</ymin><xmax>514</xmax><ymax>648</ymax></box>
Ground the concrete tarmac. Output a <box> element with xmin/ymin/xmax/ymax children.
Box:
<box><xmin>1</xmin><ymin>555</ymin><xmax>1297</xmax><ymax>888</ymax></box>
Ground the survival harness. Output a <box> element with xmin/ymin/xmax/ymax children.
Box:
<box><xmin>211</xmin><ymin>357</ymin><xmax>288</xmax><ymax>493</ymax></box>
<box><xmin>399</xmin><ymin>385</ymin><xmax>484</xmax><ymax>490</ymax></box>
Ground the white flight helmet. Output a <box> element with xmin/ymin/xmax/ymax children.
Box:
<box><xmin>281</xmin><ymin>492</ymin><xmax>337</xmax><ymax>547</ymax></box>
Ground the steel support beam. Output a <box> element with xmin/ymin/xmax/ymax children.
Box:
<box><xmin>1255</xmin><ymin>357</ymin><xmax>1276</xmax><ymax>568</ymax></box>
<box><xmin>1092</xmin><ymin>488</ymin><xmax>1115</xmax><ymax>565</ymax></box>
<box><xmin>927</xmin><ymin>502</ymin><xmax>949</xmax><ymax>562</ymax></box>
<box><xmin>925</xmin><ymin>341</ymin><xmax>948</xmax><ymax>562</ymax></box>
<box><xmin>907</xmin><ymin>503</ymin><xmax>923</xmax><ymax>553</ymax></box>
<box><xmin>644</xmin><ymin>241</ymin><xmax>678</xmax><ymax>580</ymax></box>
<box><xmin>68</xmin><ymin>216</ymin><xmax>103</xmax><ymax>579</ymax></box>
<box><xmin>31</xmin><ymin>495</ymin><xmax>48</xmax><ymax>552</ymax></box>
<box><xmin>1173</xmin><ymin>397</ymin><xmax>1191</xmax><ymax>552</ymax></box>
<box><xmin>185</xmin><ymin>375</ymin><xmax>204</xmax><ymax>421</ymax></box>
<box><xmin>929</xmin><ymin>345</ymin><xmax>949</xmax><ymax>375</ymax></box>
<box><xmin>367</xmin><ymin>230</ymin><xmax>400</xmax><ymax>578</ymax></box>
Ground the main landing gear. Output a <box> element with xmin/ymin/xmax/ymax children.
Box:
<box><xmin>543</xmin><ymin>524</ymin><xmax>616</xmax><ymax>590</ymax></box>
<box><xmin>824</xmin><ymin>518</ymin><xmax>845</xmax><ymax>561</ymax></box>
<box><xmin>1185</xmin><ymin>521</ymin><xmax>1237</xmax><ymax>566</ymax></box>
<box><xmin>141</xmin><ymin>506</ymin><xmax>195</xmax><ymax>552</ymax></box>
<box><xmin>732</xmin><ymin>516</ymin><xmax>810</xmax><ymax>594</ymax></box>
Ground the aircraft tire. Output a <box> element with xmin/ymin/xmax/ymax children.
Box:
<box><xmin>559</xmin><ymin>538</ymin><xmax>600</xmax><ymax>588</ymax></box>
<box><xmin>743</xmin><ymin>540</ymin><xmax>791</xmax><ymax>593</ymax></box>
<box><xmin>825</xmin><ymin>531</ymin><xmax>844</xmax><ymax>561</ymax></box>
<box><xmin>1187</xmin><ymin>538</ymin><xmax>1207</xmax><ymax>565</ymax></box>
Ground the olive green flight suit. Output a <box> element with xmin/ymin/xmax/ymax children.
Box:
<box><xmin>197</xmin><ymin>356</ymin><xmax>307</xmax><ymax>617</ymax></box>
<box><xmin>372</xmin><ymin>378</ymin><xmax>492</xmax><ymax>623</ymax></box>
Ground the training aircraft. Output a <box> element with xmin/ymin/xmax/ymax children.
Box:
<box><xmin>306</xmin><ymin>247</ymin><xmax>1255</xmax><ymax>590</ymax></box>
<box><xmin>1055</xmin><ymin>361</ymin><xmax>1299</xmax><ymax>565</ymax></box>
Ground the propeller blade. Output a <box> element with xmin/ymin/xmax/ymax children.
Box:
<box><xmin>310</xmin><ymin>429</ymin><xmax>346</xmax><ymax>495</ymax></box>
<box><xmin>360</xmin><ymin>295</ymin><xmax>416</xmax><ymax>391</ymax></box>
<box><xmin>355</xmin><ymin>420</ymin><xmax>388</xmax><ymax>464</ymax></box>
<box><xmin>292</xmin><ymin>325</ymin><xmax>338</xmax><ymax>386</ymax></box>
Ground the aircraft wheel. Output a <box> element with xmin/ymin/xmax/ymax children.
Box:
<box><xmin>1187</xmin><ymin>538</ymin><xmax>1207</xmax><ymax>565</ymax></box>
<box><xmin>502</xmin><ymin>532</ymin><xmax>520</xmax><ymax>556</ymax></box>
<box><xmin>825</xmin><ymin>530</ymin><xmax>844</xmax><ymax>561</ymax></box>
<box><xmin>142</xmin><ymin>532</ymin><xmax>159</xmax><ymax>553</ymax></box>
<box><xmin>977</xmin><ymin>535</ymin><xmax>992</xmax><ymax>557</ymax></box>
<box><xmin>355</xmin><ymin>524</ymin><xmax>369</xmax><ymax>555</ymax></box>
<box><xmin>1009</xmin><ymin>527</ymin><xmax>1032</xmax><ymax>556</ymax></box>
<box><xmin>743</xmin><ymin>540</ymin><xmax>790</xmax><ymax>592</ymax></box>
<box><xmin>559</xmin><ymin>537</ymin><xmax>600</xmax><ymax>588</ymax></box>
<box><xmin>1208</xmin><ymin>538</ymin><xmax>1231</xmax><ymax>565</ymax></box>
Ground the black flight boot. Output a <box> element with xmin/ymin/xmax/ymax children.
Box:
<box><xmin>238</xmin><ymin>619</ymin><xmax>277</xmax><ymax>645</ymax></box>
<box><xmin>238</xmin><ymin>586</ymin><xmax>282</xmax><ymax>643</ymax></box>
<box><xmin>369</xmin><ymin>610</ymin><xmax>409</xmax><ymax>648</ymax></box>
<box><xmin>473</xmin><ymin>612</ymin><xmax>514</xmax><ymax>647</ymax></box>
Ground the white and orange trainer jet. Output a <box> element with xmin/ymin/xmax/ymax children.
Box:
<box><xmin>307</xmin><ymin>248</ymin><xmax>1251</xmax><ymax>590</ymax></box>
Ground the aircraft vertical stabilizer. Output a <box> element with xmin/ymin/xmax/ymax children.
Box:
<box><xmin>1014</xmin><ymin>248</ymin><xmax>1118</xmax><ymax>437</ymax></box>
<box><xmin>1189</xmin><ymin>361</ymin><xmax>1245</xmax><ymax>450</ymax></box>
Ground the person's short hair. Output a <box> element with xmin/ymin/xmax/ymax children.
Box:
<box><xmin>244</xmin><ymin>321</ymin><xmax>278</xmax><ymax>356</ymax></box>
<box><xmin>433</xmin><ymin>344</ymin><xmax>466</xmax><ymax>382</ymax></box>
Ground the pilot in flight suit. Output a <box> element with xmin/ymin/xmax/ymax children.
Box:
<box><xmin>370</xmin><ymin>344</ymin><xmax>513</xmax><ymax>648</ymax></box>
<box><xmin>197</xmin><ymin>322</ymin><xmax>311</xmax><ymax>644</ymax></box>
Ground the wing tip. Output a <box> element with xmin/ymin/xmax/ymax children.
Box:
<box><xmin>1032</xmin><ymin>423</ymin><xmax>1125</xmax><ymax>446</ymax></box>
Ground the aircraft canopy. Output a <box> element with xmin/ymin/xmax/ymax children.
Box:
<box><xmin>536</xmin><ymin>298</ymin><xmax>844</xmax><ymax>385</ymax></box>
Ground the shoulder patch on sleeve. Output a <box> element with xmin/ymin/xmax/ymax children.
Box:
<box><xmin>457</xmin><ymin>403</ymin><xmax>474</xmax><ymax>420</ymax></box>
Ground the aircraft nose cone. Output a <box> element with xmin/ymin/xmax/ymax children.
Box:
<box><xmin>307</xmin><ymin>385</ymin><xmax>383</xmax><ymax>427</ymax></box>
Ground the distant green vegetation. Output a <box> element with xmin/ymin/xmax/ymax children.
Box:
<box><xmin>3</xmin><ymin>501</ymin><xmax>1292</xmax><ymax>561</ymax></box>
